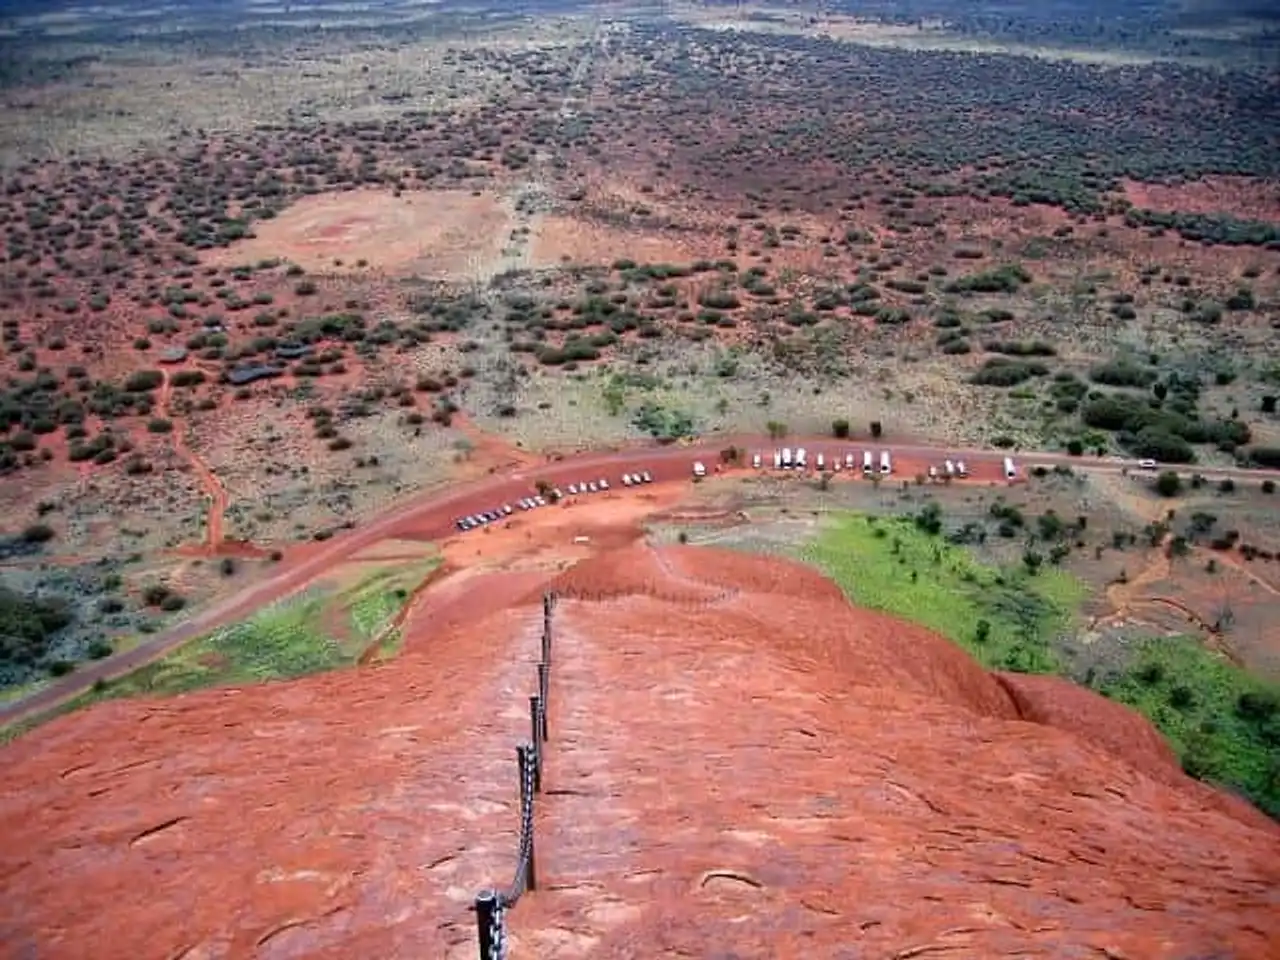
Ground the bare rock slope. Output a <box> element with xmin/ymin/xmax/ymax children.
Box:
<box><xmin>2</xmin><ymin>544</ymin><xmax>1277</xmax><ymax>959</ymax></box>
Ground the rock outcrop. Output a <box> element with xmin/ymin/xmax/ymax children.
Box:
<box><xmin>2</xmin><ymin>544</ymin><xmax>1276</xmax><ymax>959</ymax></box>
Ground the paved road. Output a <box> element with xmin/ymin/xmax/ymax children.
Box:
<box><xmin>2</xmin><ymin>434</ymin><xmax>1274</xmax><ymax>727</ymax></box>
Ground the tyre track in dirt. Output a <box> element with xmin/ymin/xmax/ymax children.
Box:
<box><xmin>159</xmin><ymin>369</ymin><xmax>228</xmax><ymax>549</ymax></box>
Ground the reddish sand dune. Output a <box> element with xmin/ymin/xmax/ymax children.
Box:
<box><xmin>2</xmin><ymin>544</ymin><xmax>1278</xmax><ymax>959</ymax></box>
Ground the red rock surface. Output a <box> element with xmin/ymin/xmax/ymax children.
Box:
<box><xmin>2</xmin><ymin>544</ymin><xmax>1278</xmax><ymax>959</ymax></box>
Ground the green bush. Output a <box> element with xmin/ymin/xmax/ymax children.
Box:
<box><xmin>970</xmin><ymin>357</ymin><xmax>1049</xmax><ymax>387</ymax></box>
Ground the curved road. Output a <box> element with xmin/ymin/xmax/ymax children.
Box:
<box><xmin>3</xmin><ymin>435</ymin><xmax>1274</xmax><ymax>727</ymax></box>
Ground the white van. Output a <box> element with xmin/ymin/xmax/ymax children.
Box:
<box><xmin>773</xmin><ymin>449</ymin><xmax>782</xmax><ymax>469</ymax></box>
<box><xmin>880</xmin><ymin>450</ymin><xmax>892</xmax><ymax>475</ymax></box>
<box><xmin>752</xmin><ymin>453</ymin><xmax>762</xmax><ymax>469</ymax></box>
<box><xmin>1003</xmin><ymin>457</ymin><xmax>1017</xmax><ymax>480</ymax></box>
<box><xmin>944</xmin><ymin>459</ymin><xmax>955</xmax><ymax>477</ymax></box>
<box><xmin>796</xmin><ymin>447</ymin><xmax>807</xmax><ymax>469</ymax></box>
<box><xmin>816</xmin><ymin>452</ymin><xmax>825</xmax><ymax>471</ymax></box>
<box><xmin>782</xmin><ymin>447</ymin><xmax>793</xmax><ymax>469</ymax></box>
<box><xmin>693</xmin><ymin>461</ymin><xmax>706</xmax><ymax>478</ymax></box>
<box><xmin>845</xmin><ymin>452</ymin><xmax>855</xmax><ymax>469</ymax></box>
<box><xmin>862</xmin><ymin>450</ymin><xmax>873</xmax><ymax>474</ymax></box>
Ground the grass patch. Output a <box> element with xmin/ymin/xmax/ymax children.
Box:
<box><xmin>0</xmin><ymin>558</ymin><xmax>441</xmax><ymax>744</ymax></box>
<box><xmin>1100</xmin><ymin>638</ymin><xmax>1280</xmax><ymax>819</ymax></box>
<box><xmin>798</xmin><ymin>512</ymin><xmax>1279</xmax><ymax>820</ymax></box>
<box><xmin>800</xmin><ymin>513</ymin><xmax>1085</xmax><ymax>673</ymax></box>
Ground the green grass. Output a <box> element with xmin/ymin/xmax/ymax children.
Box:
<box><xmin>0</xmin><ymin>557</ymin><xmax>441</xmax><ymax>744</ymax></box>
<box><xmin>798</xmin><ymin>511</ymin><xmax>1279</xmax><ymax>820</ymax></box>
<box><xmin>800</xmin><ymin>513</ymin><xmax>1086</xmax><ymax>673</ymax></box>
<box><xmin>1101</xmin><ymin>638</ymin><xmax>1280</xmax><ymax>818</ymax></box>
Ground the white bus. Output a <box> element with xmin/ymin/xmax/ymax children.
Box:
<box><xmin>816</xmin><ymin>452</ymin><xmax>825</xmax><ymax>471</ymax></box>
<box><xmin>880</xmin><ymin>450</ymin><xmax>893</xmax><ymax>475</ymax></box>
<box><xmin>862</xmin><ymin>450</ymin><xmax>874</xmax><ymax>474</ymax></box>
<box><xmin>944</xmin><ymin>459</ymin><xmax>955</xmax><ymax>477</ymax></box>
<box><xmin>782</xmin><ymin>447</ymin><xmax>793</xmax><ymax>469</ymax></box>
<box><xmin>1003</xmin><ymin>457</ymin><xmax>1017</xmax><ymax>480</ymax></box>
<box><xmin>773</xmin><ymin>449</ymin><xmax>783</xmax><ymax>469</ymax></box>
<box><xmin>845</xmin><ymin>452</ymin><xmax>855</xmax><ymax>469</ymax></box>
<box><xmin>796</xmin><ymin>447</ymin><xmax>807</xmax><ymax>469</ymax></box>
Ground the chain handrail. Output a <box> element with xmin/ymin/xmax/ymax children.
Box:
<box><xmin>474</xmin><ymin>591</ymin><xmax>557</xmax><ymax>960</ymax></box>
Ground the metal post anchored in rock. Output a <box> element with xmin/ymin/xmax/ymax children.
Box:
<box><xmin>537</xmin><ymin>661</ymin><xmax>549</xmax><ymax>739</ymax></box>
<box><xmin>473</xmin><ymin>889</ymin><xmax>503</xmax><ymax>960</ymax></box>
<box><xmin>528</xmin><ymin>696</ymin><xmax>543</xmax><ymax>792</ymax></box>
<box><xmin>517</xmin><ymin>743</ymin><xmax>538</xmax><ymax>892</ymax></box>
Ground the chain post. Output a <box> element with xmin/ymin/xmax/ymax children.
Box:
<box><xmin>528</xmin><ymin>696</ymin><xmax>543</xmax><ymax>792</ymax></box>
<box><xmin>537</xmin><ymin>661</ymin><xmax>549</xmax><ymax>738</ymax></box>
<box><xmin>517</xmin><ymin>742</ymin><xmax>538</xmax><ymax>892</ymax></box>
<box><xmin>474</xmin><ymin>889</ymin><xmax>503</xmax><ymax>960</ymax></box>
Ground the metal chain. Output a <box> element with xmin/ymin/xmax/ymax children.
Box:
<box><xmin>487</xmin><ymin>897</ymin><xmax>506</xmax><ymax>960</ymax></box>
<box><xmin>502</xmin><ymin>748</ymin><xmax>537</xmax><ymax>906</ymax></box>
<box><xmin>476</xmin><ymin>593</ymin><xmax>558</xmax><ymax>958</ymax></box>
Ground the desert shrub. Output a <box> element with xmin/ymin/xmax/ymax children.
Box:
<box><xmin>21</xmin><ymin>523</ymin><xmax>55</xmax><ymax>543</ymax></box>
<box><xmin>171</xmin><ymin>370</ymin><xmax>205</xmax><ymax>388</ymax></box>
<box><xmin>1155</xmin><ymin>471</ymin><xmax>1182</xmax><ymax>497</ymax></box>
<box><xmin>1089</xmin><ymin>361</ymin><xmax>1157</xmax><ymax>389</ymax></box>
<box><xmin>0</xmin><ymin>587</ymin><xmax>73</xmax><ymax>666</ymax></box>
<box><xmin>832</xmin><ymin>418</ymin><xmax>850</xmax><ymax>439</ymax></box>
<box><xmin>970</xmin><ymin>357</ymin><xmax>1049</xmax><ymax>387</ymax></box>
<box><xmin>943</xmin><ymin>263</ymin><xmax>1030</xmax><ymax>294</ymax></box>
<box><xmin>1128</xmin><ymin>429</ymin><xmax>1195</xmax><ymax>464</ymax></box>
<box><xmin>147</xmin><ymin>418</ymin><xmax>173</xmax><ymax>434</ymax></box>
<box><xmin>985</xmin><ymin>340</ymin><xmax>1056</xmax><ymax>357</ymax></box>
<box><xmin>1244</xmin><ymin>446</ymin><xmax>1280</xmax><ymax>469</ymax></box>
<box><xmin>159</xmin><ymin>593</ymin><xmax>186</xmax><ymax>612</ymax></box>
<box><xmin>124</xmin><ymin>370</ymin><xmax>164</xmax><ymax>392</ymax></box>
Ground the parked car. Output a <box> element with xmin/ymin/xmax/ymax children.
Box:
<box><xmin>599</xmin><ymin>478</ymin><xmax>610</xmax><ymax>490</ymax></box>
<box><xmin>956</xmin><ymin>460</ymin><xmax>969</xmax><ymax>478</ymax></box>
<box><xmin>753</xmin><ymin>453</ymin><xmax>762</xmax><ymax>468</ymax></box>
<box><xmin>641</xmin><ymin>470</ymin><xmax>653</xmax><ymax>483</ymax></box>
<box><xmin>568</xmin><ymin>483</ymin><xmax>578</xmax><ymax>495</ymax></box>
<box><xmin>693</xmin><ymin>461</ymin><xmax>707</xmax><ymax>478</ymax></box>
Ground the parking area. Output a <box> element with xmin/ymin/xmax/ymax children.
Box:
<box><xmin>450</xmin><ymin>448</ymin><xmax>1018</xmax><ymax>534</ymax></box>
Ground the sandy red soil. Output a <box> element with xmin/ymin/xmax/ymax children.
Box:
<box><xmin>2</xmin><ymin>539</ymin><xmax>1277</xmax><ymax>959</ymax></box>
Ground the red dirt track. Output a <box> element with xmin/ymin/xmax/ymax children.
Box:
<box><xmin>2</xmin><ymin>542</ymin><xmax>1277</xmax><ymax>958</ymax></box>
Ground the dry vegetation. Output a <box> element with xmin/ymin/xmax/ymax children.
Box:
<box><xmin>0</xmin><ymin>0</ymin><xmax>1278</xmax><ymax>687</ymax></box>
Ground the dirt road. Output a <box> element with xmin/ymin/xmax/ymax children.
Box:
<box><xmin>2</xmin><ymin>435</ymin><xmax>1273</xmax><ymax>726</ymax></box>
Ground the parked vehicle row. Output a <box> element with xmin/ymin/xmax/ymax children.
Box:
<box><xmin>747</xmin><ymin>449</ymin><xmax>980</xmax><ymax>481</ymax></box>
<box><xmin>455</xmin><ymin>471</ymin><xmax>654</xmax><ymax>532</ymax></box>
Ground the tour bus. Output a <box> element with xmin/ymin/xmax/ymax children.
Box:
<box><xmin>845</xmin><ymin>452</ymin><xmax>855</xmax><ymax>469</ymax></box>
<box><xmin>944</xmin><ymin>459</ymin><xmax>955</xmax><ymax>478</ymax></box>
<box><xmin>782</xmin><ymin>447</ymin><xmax>793</xmax><ymax>469</ymax></box>
<box><xmin>752</xmin><ymin>453</ymin><xmax>762</xmax><ymax>469</ymax></box>
<box><xmin>816</xmin><ymin>452</ymin><xmax>825</xmax><ymax>471</ymax></box>
<box><xmin>862</xmin><ymin>450</ymin><xmax>874</xmax><ymax>474</ymax></box>
<box><xmin>796</xmin><ymin>447</ymin><xmax>807</xmax><ymax>470</ymax></box>
<box><xmin>773</xmin><ymin>449</ymin><xmax>783</xmax><ymax>469</ymax></box>
<box><xmin>1003</xmin><ymin>456</ymin><xmax>1017</xmax><ymax>480</ymax></box>
<box><xmin>956</xmin><ymin>460</ymin><xmax>969</xmax><ymax>478</ymax></box>
<box><xmin>880</xmin><ymin>450</ymin><xmax>893</xmax><ymax>475</ymax></box>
